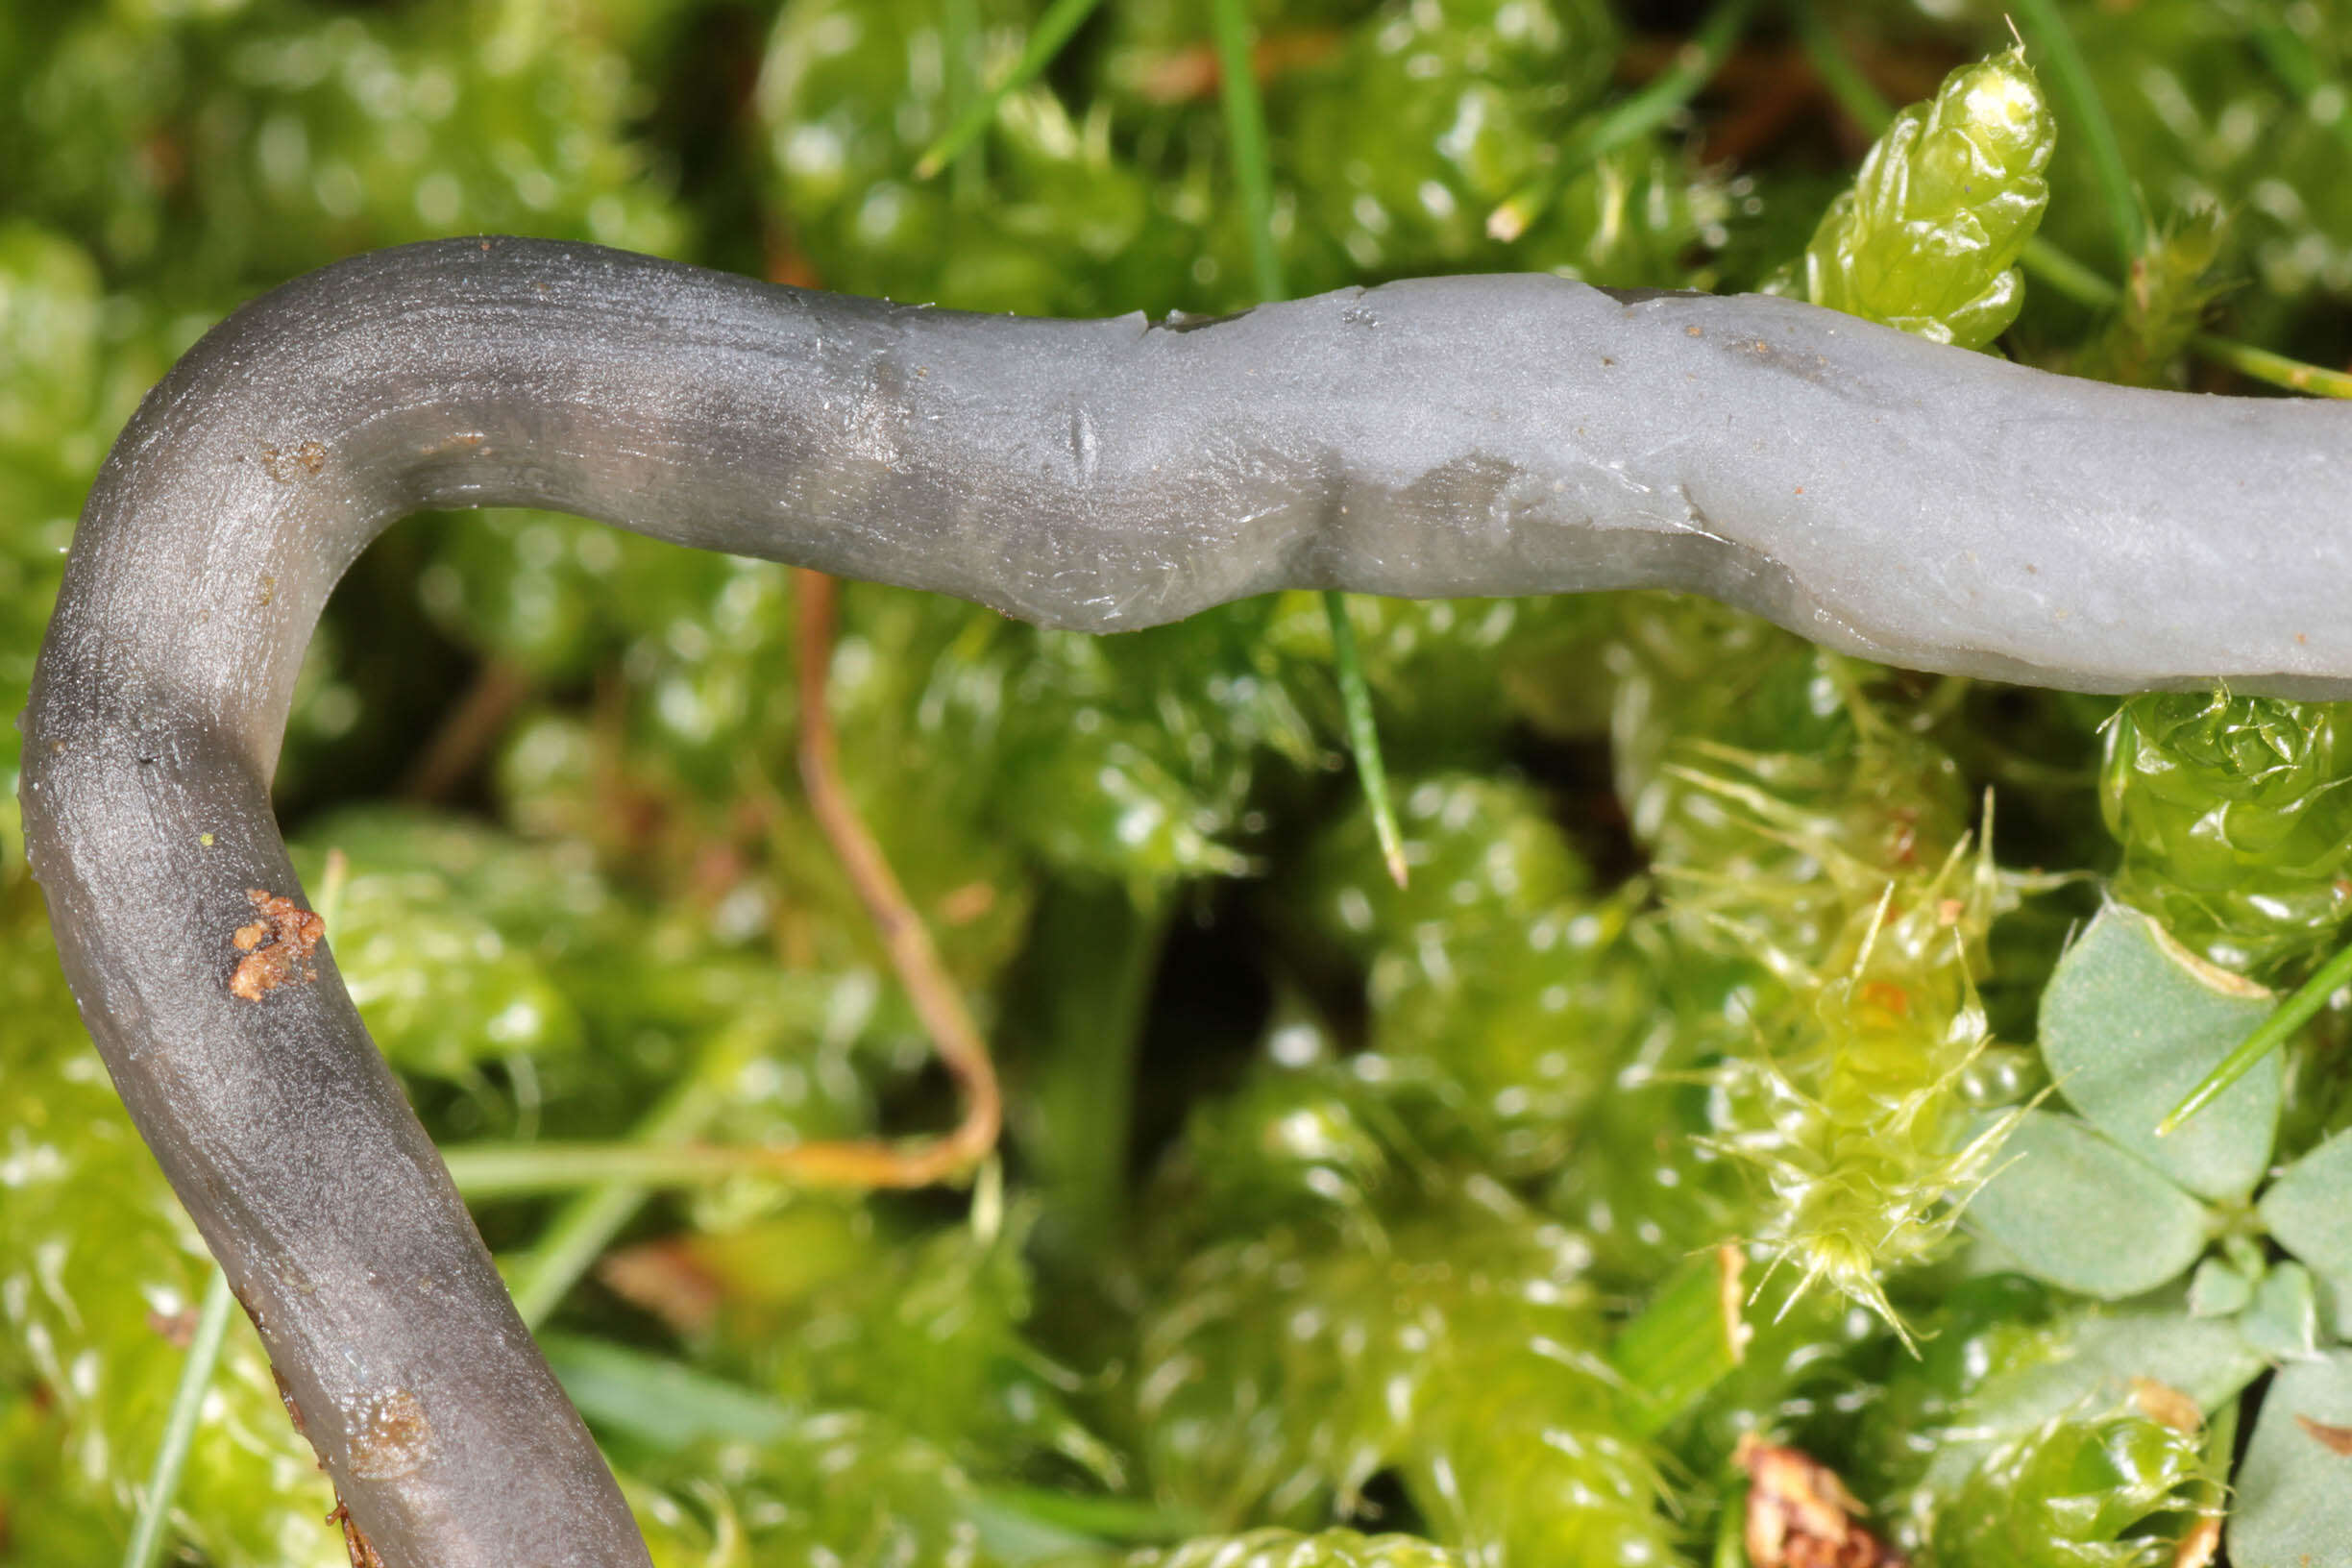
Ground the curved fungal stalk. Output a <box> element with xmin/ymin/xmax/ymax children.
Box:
<box><xmin>17</xmin><ymin>235</ymin><xmax>2352</xmax><ymax>1566</ymax></box>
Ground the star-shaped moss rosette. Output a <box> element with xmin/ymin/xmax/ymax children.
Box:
<box><xmin>1966</xmin><ymin>902</ymin><xmax>2352</xmax><ymax>1564</ymax></box>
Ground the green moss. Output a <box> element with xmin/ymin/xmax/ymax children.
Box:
<box><xmin>1139</xmin><ymin>1530</ymin><xmax>1463</xmax><ymax>1568</ymax></box>
<box><xmin>630</xmin><ymin>1413</ymin><xmax>1011</xmax><ymax>1568</ymax></box>
<box><xmin>2102</xmin><ymin>690</ymin><xmax>2352</xmax><ymax>978</ymax></box>
<box><xmin>0</xmin><ymin>881</ymin><xmax>341</xmax><ymax>1567</ymax></box>
<box><xmin>1931</xmin><ymin>1415</ymin><xmax>2202</xmax><ymax>1567</ymax></box>
<box><xmin>1133</xmin><ymin>1182</ymin><xmax>1673</xmax><ymax>1563</ymax></box>
<box><xmin>1285</xmin><ymin>0</ymin><xmax>1618</xmax><ymax>275</ymax></box>
<box><xmin>1805</xmin><ymin>48</ymin><xmax>2055</xmax><ymax>349</ymax></box>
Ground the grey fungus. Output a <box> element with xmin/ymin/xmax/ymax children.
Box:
<box><xmin>17</xmin><ymin>236</ymin><xmax>2352</xmax><ymax>1567</ymax></box>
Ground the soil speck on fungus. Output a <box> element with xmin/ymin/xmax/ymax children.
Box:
<box><xmin>228</xmin><ymin>889</ymin><xmax>324</xmax><ymax>1002</ymax></box>
<box><xmin>345</xmin><ymin>1387</ymin><xmax>433</xmax><ymax>1480</ymax></box>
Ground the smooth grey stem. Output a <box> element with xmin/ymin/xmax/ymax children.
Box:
<box><xmin>17</xmin><ymin>236</ymin><xmax>2352</xmax><ymax>1565</ymax></box>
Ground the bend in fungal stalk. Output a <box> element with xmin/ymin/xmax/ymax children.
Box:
<box><xmin>18</xmin><ymin>235</ymin><xmax>2352</xmax><ymax>1563</ymax></box>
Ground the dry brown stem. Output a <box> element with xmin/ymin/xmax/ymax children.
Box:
<box><xmin>768</xmin><ymin>568</ymin><xmax>1003</xmax><ymax>1188</ymax></box>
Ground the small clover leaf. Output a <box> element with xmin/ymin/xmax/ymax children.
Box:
<box><xmin>2228</xmin><ymin>1350</ymin><xmax>2352</xmax><ymax>1568</ymax></box>
<box><xmin>2259</xmin><ymin>1129</ymin><xmax>2352</xmax><ymax>1341</ymax></box>
<box><xmin>1967</xmin><ymin>1286</ymin><xmax>2269</xmax><ymax>1434</ymax></box>
<box><xmin>1967</xmin><ymin>1111</ymin><xmax>2211</xmax><ymax>1300</ymax></box>
<box><xmin>2039</xmin><ymin>904</ymin><xmax>2279</xmax><ymax>1202</ymax></box>
<box><xmin>2239</xmin><ymin>1262</ymin><xmax>2323</xmax><ymax>1365</ymax></box>
<box><xmin>2187</xmin><ymin>1255</ymin><xmax>2260</xmax><ymax>1319</ymax></box>
<box><xmin>1972</xmin><ymin>905</ymin><xmax>2338</xmax><ymax>1333</ymax></box>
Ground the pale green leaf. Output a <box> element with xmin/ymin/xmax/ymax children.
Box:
<box><xmin>2039</xmin><ymin>904</ymin><xmax>2278</xmax><ymax>1201</ymax></box>
<box><xmin>1970</xmin><ymin>1287</ymin><xmax>2267</xmax><ymax>1436</ymax></box>
<box><xmin>2239</xmin><ymin>1262</ymin><xmax>2321</xmax><ymax>1364</ymax></box>
<box><xmin>1968</xmin><ymin>1110</ymin><xmax>2210</xmax><ymax>1299</ymax></box>
<box><xmin>2187</xmin><ymin>1255</ymin><xmax>2258</xmax><ymax>1319</ymax></box>
<box><xmin>2260</xmin><ymin>1129</ymin><xmax>2352</xmax><ymax>1339</ymax></box>
<box><xmin>542</xmin><ymin>1335</ymin><xmax>794</xmax><ymax>1452</ymax></box>
<box><xmin>2228</xmin><ymin>1350</ymin><xmax>2352</xmax><ymax>1568</ymax></box>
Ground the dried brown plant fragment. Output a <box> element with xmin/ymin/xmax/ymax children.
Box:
<box><xmin>1736</xmin><ymin>1433</ymin><xmax>1908</xmax><ymax>1568</ymax></box>
<box><xmin>598</xmin><ymin>1237</ymin><xmax>724</xmax><ymax>1335</ymax></box>
<box><xmin>228</xmin><ymin>888</ymin><xmax>324</xmax><ymax>1001</ymax></box>
<box><xmin>2130</xmin><ymin>1376</ymin><xmax>2203</xmax><ymax>1434</ymax></box>
<box><xmin>2295</xmin><ymin>1412</ymin><xmax>2352</xmax><ymax>1456</ymax></box>
<box><xmin>1719</xmin><ymin>1241</ymin><xmax>1753</xmax><ymax>1363</ymax></box>
<box><xmin>147</xmin><ymin>1302</ymin><xmax>199</xmax><ymax>1349</ymax></box>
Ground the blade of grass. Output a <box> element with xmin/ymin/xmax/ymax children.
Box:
<box><xmin>2187</xmin><ymin>331</ymin><xmax>2352</xmax><ymax>399</ymax></box>
<box><xmin>1213</xmin><ymin>0</ymin><xmax>1406</xmax><ymax>883</ymax></box>
<box><xmin>443</xmin><ymin>1139</ymin><xmax>914</xmax><ymax>1195</ymax></box>
<box><xmin>1608</xmin><ymin>1243</ymin><xmax>1750</xmax><ymax>1437</ymax></box>
<box><xmin>1014</xmin><ymin>882</ymin><xmax>1172</xmax><ymax>1262</ymax></box>
<box><xmin>2009</xmin><ymin>0</ymin><xmax>2146</xmax><ymax>265</ymax></box>
<box><xmin>938</xmin><ymin>0</ymin><xmax>985</xmax><ymax>203</ymax></box>
<box><xmin>504</xmin><ymin>1025</ymin><xmax>757</xmax><ymax>1327</ymax></box>
<box><xmin>2021</xmin><ymin>236</ymin><xmax>2120</xmax><ymax>309</ymax></box>
<box><xmin>542</xmin><ymin>1334</ymin><xmax>797</xmax><ymax>1450</ymax></box>
<box><xmin>1713</xmin><ymin>1477</ymin><xmax>1751</xmax><ymax>1568</ymax></box>
<box><xmin>1209</xmin><ymin>0</ymin><xmax>1283</xmax><ymax>304</ymax></box>
<box><xmin>1324</xmin><ymin>592</ymin><xmax>1407</xmax><ymax>885</ymax></box>
<box><xmin>971</xmin><ymin>1489</ymin><xmax>1206</xmax><ymax>1564</ymax></box>
<box><xmin>548</xmin><ymin>1335</ymin><xmax>1188</xmax><ymax>1559</ymax></box>
<box><xmin>121</xmin><ymin>1266</ymin><xmax>235</xmax><ymax>1568</ymax></box>
<box><xmin>1487</xmin><ymin>0</ymin><xmax>1757</xmax><ymax>243</ymax></box>
<box><xmin>1789</xmin><ymin>0</ymin><xmax>1891</xmax><ymax>132</ymax></box>
<box><xmin>974</xmin><ymin>1487</ymin><xmax>1206</xmax><ymax>1547</ymax></box>
<box><xmin>2160</xmin><ymin>939</ymin><xmax>2352</xmax><ymax>1136</ymax></box>
<box><xmin>916</xmin><ymin>0</ymin><xmax>1109</xmax><ymax>181</ymax></box>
